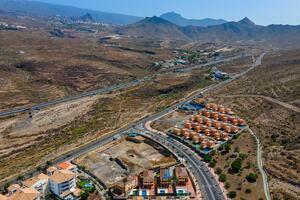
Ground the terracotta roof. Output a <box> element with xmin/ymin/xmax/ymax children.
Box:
<box><xmin>0</xmin><ymin>194</ymin><xmax>7</xmax><ymax>200</ymax></box>
<box><xmin>57</xmin><ymin>162</ymin><xmax>70</xmax><ymax>170</ymax></box>
<box><xmin>175</xmin><ymin>166</ymin><xmax>188</xmax><ymax>178</ymax></box>
<box><xmin>47</xmin><ymin>166</ymin><xmax>57</xmax><ymax>173</ymax></box>
<box><xmin>22</xmin><ymin>177</ymin><xmax>39</xmax><ymax>188</ymax></box>
<box><xmin>9</xmin><ymin>188</ymin><xmax>39</xmax><ymax>200</ymax></box>
<box><xmin>50</xmin><ymin>170</ymin><xmax>75</xmax><ymax>184</ymax></box>
<box><xmin>7</xmin><ymin>184</ymin><xmax>20</xmax><ymax>192</ymax></box>
<box><xmin>142</xmin><ymin>170</ymin><xmax>154</xmax><ymax>182</ymax></box>
<box><xmin>22</xmin><ymin>173</ymin><xmax>48</xmax><ymax>188</ymax></box>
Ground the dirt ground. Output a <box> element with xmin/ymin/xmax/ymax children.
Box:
<box><xmin>212</xmin><ymin>129</ymin><xmax>265</xmax><ymax>200</ymax></box>
<box><xmin>74</xmin><ymin>137</ymin><xmax>177</xmax><ymax>186</ymax></box>
<box><xmin>207</xmin><ymin>50</ymin><xmax>300</xmax><ymax>199</ymax></box>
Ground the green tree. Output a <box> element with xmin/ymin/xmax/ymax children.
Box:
<box><xmin>225</xmin><ymin>182</ymin><xmax>231</xmax><ymax>189</ymax></box>
<box><xmin>203</xmin><ymin>154</ymin><xmax>212</xmax><ymax>163</ymax></box>
<box><xmin>218</xmin><ymin>174</ymin><xmax>227</xmax><ymax>182</ymax></box>
<box><xmin>80</xmin><ymin>192</ymin><xmax>89</xmax><ymax>200</ymax></box>
<box><xmin>239</xmin><ymin>153</ymin><xmax>248</xmax><ymax>160</ymax></box>
<box><xmin>246</xmin><ymin>173</ymin><xmax>257</xmax><ymax>183</ymax></box>
<box><xmin>227</xmin><ymin>191</ymin><xmax>237</xmax><ymax>198</ymax></box>
<box><xmin>223</xmin><ymin>143</ymin><xmax>231</xmax><ymax>153</ymax></box>
<box><xmin>231</xmin><ymin>158</ymin><xmax>242</xmax><ymax>173</ymax></box>
<box><xmin>245</xmin><ymin>188</ymin><xmax>252</xmax><ymax>193</ymax></box>
<box><xmin>215</xmin><ymin>167</ymin><xmax>222</xmax><ymax>175</ymax></box>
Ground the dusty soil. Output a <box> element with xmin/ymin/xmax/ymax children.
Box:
<box><xmin>212</xmin><ymin>129</ymin><xmax>265</xmax><ymax>200</ymax></box>
<box><xmin>74</xmin><ymin>137</ymin><xmax>177</xmax><ymax>187</ymax></box>
<box><xmin>0</xmin><ymin>69</ymin><xmax>212</xmax><ymax>185</ymax></box>
<box><xmin>207</xmin><ymin>49</ymin><xmax>300</xmax><ymax>199</ymax></box>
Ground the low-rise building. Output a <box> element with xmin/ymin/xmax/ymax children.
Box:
<box><xmin>7</xmin><ymin>184</ymin><xmax>20</xmax><ymax>196</ymax></box>
<box><xmin>0</xmin><ymin>194</ymin><xmax>7</xmax><ymax>200</ymax></box>
<box><xmin>57</xmin><ymin>162</ymin><xmax>77</xmax><ymax>174</ymax></box>
<box><xmin>9</xmin><ymin>188</ymin><xmax>40</xmax><ymax>200</ymax></box>
<box><xmin>175</xmin><ymin>167</ymin><xmax>188</xmax><ymax>186</ymax></box>
<box><xmin>22</xmin><ymin>173</ymin><xmax>49</xmax><ymax>198</ymax></box>
<box><xmin>49</xmin><ymin>169</ymin><xmax>78</xmax><ymax>200</ymax></box>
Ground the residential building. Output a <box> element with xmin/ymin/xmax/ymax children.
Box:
<box><xmin>57</xmin><ymin>162</ymin><xmax>77</xmax><ymax>174</ymax></box>
<box><xmin>49</xmin><ymin>170</ymin><xmax>79</xmax><ymax>200</ymax></box>
<box><xmin>47</xmin><ymin>166</ymin><xmax>58</xmax><ymax>176</ymax></box>
<box><xmin>22</xmin><ymin>173</ymin><xmax>49</xmax><ymax>198</ymax></box>
<box><xmin>7</xmin><ymin>184</ymin><xmax>20</xmax><ymax>196</ymax></box>
<box><xmin>159</xmin><ymin>168</ymin><xmax>173</xmax><ymax>188</ymax></box>
<box><xmin>0</xmin><ymin>194</ymin><xmax>7</xmax><ymax>200</ymax></box>
<box><xmin>140</xmin><ymin>171</ymin><xmax>154</xmax><ymax>189</ymax></box>
<box><xmin>9</xmin><ymin>188</ymin><xmax>40</xmax><ymax>200</ymax></box>
<box><xmin>175</xmin><ymin>167</ymin><xmax>188</xmax><ymax>186</ymax></box>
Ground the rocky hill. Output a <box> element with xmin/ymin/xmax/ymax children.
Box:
<box><xmin>160</xmin><ymin>12</ymin><xmax>227</xmax><ymax>27</ymax></box>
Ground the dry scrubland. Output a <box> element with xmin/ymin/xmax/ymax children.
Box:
<box><xmin>0</xmin><ymin>69</ymin><xmax>213</xmax><ymax>184</ymax></box>
<box><xmin>0</xmin><ymin>29</ymin><xmax>170</xmax><ymax>110</ymax></box>
<box><xmin>207</xmin><ymin>50</ymin><xmax>300</xmax><ymax>199</ymax></box>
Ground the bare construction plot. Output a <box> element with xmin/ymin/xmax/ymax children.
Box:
<box><xmin>74</xmin><ymin>137</ymin><xmax>177</xmax><ymax>187</ymax></box>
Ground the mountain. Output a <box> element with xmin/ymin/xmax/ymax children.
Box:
<box><xmin>181</xmin><ymin>17</ymin><xmax>300</xmax><ymax>48</ymax></box>
<box><xmin>0</xmin><ymin>0</ymin><xmax>142</xmax><ymax>25</ymax></box>
<box><xmin>160</xmin><ymin>12</ymin><xmax>227</xmax><ymax>27</ymax></box>
<box><xmin>117</xmin><ymin>16</ymin><xmax>189</xmax><ymax>40</ymax></box>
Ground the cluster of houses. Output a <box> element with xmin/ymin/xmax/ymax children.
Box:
<box><xmin>110</xmin><ymin>166</ymin><xmax>195</xmax><ymax>199</ymax></box>
<box><xmin>0</xmin><ymin>162</ymin><xmax>81</xmax><ymax>200</ymax></box>
<box><xmin>0</xmin><ymin>22</ymin><xmax>26</xmax><ymax>30</ymax></box>
<box><xmin>171</xmin><ymin>102</ymin><xmax>246</xmax><ymax>154</ymax></box>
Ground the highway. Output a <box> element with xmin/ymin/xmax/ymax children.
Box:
<box><xmin>0</xmin><ymin>54</ymin><xmax>248</xmax><ymax>118</ymax></box>
<box><xmin>0</xmin><ymin>53</ymin><xmax>265</xmax><ymax>200</ymax></box>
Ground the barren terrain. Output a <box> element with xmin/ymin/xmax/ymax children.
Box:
<box><xmin>207</xmin><ymin>50</ymin><xmax>300</xmax><ymax>199</ymax></box>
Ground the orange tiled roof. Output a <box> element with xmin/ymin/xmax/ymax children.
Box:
<box><xmin>57</xmin><ymin>162</ymin><xmax>70</xmax><ymax>170</ymax></box>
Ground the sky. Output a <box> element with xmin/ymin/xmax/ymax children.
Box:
<box><xmin>36</xmin><ymin>0</ymin><xmax>300</xmax><ymax>25</ymax></box>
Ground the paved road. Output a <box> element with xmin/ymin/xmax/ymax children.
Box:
<box><xmin>0</xmin><ymin>54</ymin><xmax>248</xmax><ymax>118</ymax></box>
<box><xmin>247</xmin><ymin>128</ymin><xmax>271</xmax><ymax>200</ymax></box>
<box><xmin>1</xmin><ymin>53</ymin><xmax>265</xmax><ymax>199</ymax></box>
<box><xmin>137</xmin><ymin>125</ymin><xmax>225</xmax><ymax>200</ymax></box>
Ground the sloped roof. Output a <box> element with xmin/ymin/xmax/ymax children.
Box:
<box><xmin>9</xmin><ymin>188</ymin><xmax>39</xmax><ymax>200</ymax></box>
<box><xmin>50</xmin><ymin>170</ymin><xmax>75</xmax><ymax>184</ymax></box>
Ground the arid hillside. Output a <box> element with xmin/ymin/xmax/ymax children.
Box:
<box><xmin>207</xmin><ymin>50</ymin><xmax>300</xmax><ymax>199</ymax></box>
<box><xmin>0</xmin><ymin>27</ymin><xmax>171</xmax><ymax>110</ymax></box>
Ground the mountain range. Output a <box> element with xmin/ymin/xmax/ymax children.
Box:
<box><xmin>0</xmin><ymin>0</ymin><xmax>227</xmax><ymax>27</ymax></box>
<box><xmin>160</xmin><ymin>12</ymin><xmax>227</xmax><ymax>27</ymax></box>
<box><xmin>0</xmin><ymin>0</ymin><xmax>142</xmax><ymax>25</ymax></box>
<box><xmin>119</xmin><ymin>16</ymin><xmax>300</xmax><ymax>48</ymax></box>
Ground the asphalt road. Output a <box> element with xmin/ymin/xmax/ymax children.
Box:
<box><xmin>1</xmin><ymin>53</ymin><xmax>265</xmax><ymax>200</ymax></box>
<box><xmin>0</xmin><ymin>54</ymin><xmax>248</xmax><ymax>118</ymax></box>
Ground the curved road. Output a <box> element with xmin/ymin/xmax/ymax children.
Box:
<box><xmin>1</xmin><ymin>53</ymin><xmax>265</xmax><ymax>200</ymax></box>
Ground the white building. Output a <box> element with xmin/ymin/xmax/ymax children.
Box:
<box><xmin>49</xmin><ymin>170</ymin><xmax>80</xmax><ymax>200</ymax></box>
<box><xmin>22</xmin><ymin>173</ymin><xmax>49</xmax><ymax>198</ymax></box>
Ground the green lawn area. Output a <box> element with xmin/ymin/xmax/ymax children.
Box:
<box><xmin>77</xmin><ymin>180</ymin><xmax>95</xmax><ymax>193</ymax></box>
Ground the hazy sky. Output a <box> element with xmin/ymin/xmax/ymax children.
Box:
<box><xmin>37</xmin><ymin>0</ymin><xmax>300</xmax><ymax>25</ymax></box>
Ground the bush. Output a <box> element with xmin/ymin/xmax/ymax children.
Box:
<box><xmin>223</xmin><ymin>143</ymin><xmax>231</xmax><ymax>152</ymax></box>
<box><xmin>245</xmin><ymin>188</ymin><xmax>252</xmax><ymax>193</ymax></box>
<box><xmin>218</xmin><ymin>174</ymin><xmax>227</xmax><ymax>182</ymax></box>
<box><xmin>203</xmin><ymin>154</ymin><xmax>213</xmax><ymax>163</ymax></box>
<box><xmin>231</xmin><ymin>158</ymin><xmax>242</xmax><ymax>173</ymax></box>
<box><xmin>225</xmin><ymin>182</ymin><xmax>231</xmax><ymax>189</ymax></box>
<box><xmin>215</xmin><ymin>167</ymin><xmax>222</xmax><ymax>175</ymax></box>
<box><xmin>239</xmin><ymin>153</ymin><xmax>248</xmax><ymax>160</ymax></box>
<box><xmin>80</xmin><ymin>192</ymin><xmax>89</xmax><ymax>200</ymax></box>
<box><xmin>209</xmin><ymin>161</ymin><xmax>216</xmax><ymax>168</ymax></box>
<box><xmin>227</xmin><ymin>191</ymin><xmax>237</xmax><ymax>198</ymax></box>
<box><xmin>246</xmin><ymin>173</ymin><xmax>257</xmax><ymax>183</ymax></box>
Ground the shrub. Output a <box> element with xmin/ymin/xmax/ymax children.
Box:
<box><xmin>245</xmin><ymin>188</ymin><xmax>252</xmax><ymax>193</ymax></box>
<box><xmin>225</xmin><ymin>182</ymin><xmax>231</xmax><ymax>189</ymax></box>
<box><xmin>223</xmin><ymin>143</ymin><xmax>231</xmax><ymax>152</ymax></box>
<box><xmin>246</xmin><ymin>173</ymin><xmax>257</xmax><ymax>183</ymax></box>
<box><xmin>227</xmin><ymin>191</ymin><xmax>237</xmax><ymax>198</ymax></box>
<box><xmin>239</xmin><ymin>153</ymin><xmax>248</xmax><ymax>160</ymax></box>
<box><xmin>231</xmin><ymin>158</ymin><xmax>242</xmax><ymax>173</ymax></box>
<box><xmin>218</xmin><ymin>174</ymin><xmax>227</xmax><ymax>182</ymax></box>
<box><xmin>203</xmin><ymin>154</ymin><xmax>213</xmax><ymax>163</ymax></box>
<box><xmin>215</xmin><ymin>167</ymin><xmax>222</xmax><ymax>175</ymax></box>
<box><xmin>234</xmin><ymin>146</ymin><xmax>240</xmax><ymax>153</ymax></box>
<box><xmin>209</xmin><ymin>161</ymin><xmax>216</xmax><ymax>168</ymax></box>
<box><xmin>80</xmin><ymin>192</ymin><xmax>89</xmax><ymax>200</ymax></box>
